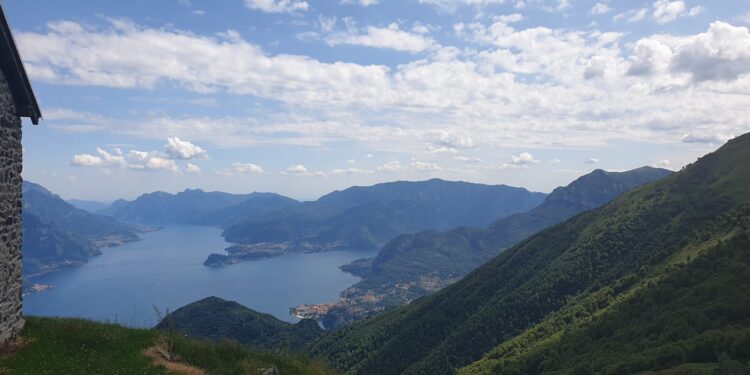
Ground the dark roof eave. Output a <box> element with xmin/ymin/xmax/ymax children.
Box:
<box><xmin>0</xmin><ymin>4</ymin><xmax>41</xmax><ymax>125</ymax></box>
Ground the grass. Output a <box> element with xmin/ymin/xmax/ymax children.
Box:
<box><xmin>0</xmin><ymin>317</ymin><xmax>166</xmax><ymax>375</ymax></box>
<box><xmin>0</xmin><ymin>317</ymin><xmax>335</xmax><ymax>375</ymax></box>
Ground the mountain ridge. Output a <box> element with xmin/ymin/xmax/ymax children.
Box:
<box><xmin>315</xmin><ymin>166</ymin><xmax>671</xmax><ymax>328</ymax></box>
<box><xmin>307</xmin><ymin>134</ymin><xmax>750</xmax><ymax>374</ymax></box>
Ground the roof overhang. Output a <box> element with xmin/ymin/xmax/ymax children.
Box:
<box><xmin>0</xmin><ymin>4</ymin><xmax>41</xmax><ymax>125</ymax></box>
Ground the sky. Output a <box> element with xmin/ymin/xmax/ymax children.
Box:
<box><xmin>4</xmin><ymin>0</ymin><xmax>750</xmax><ymax>202</ymax></box>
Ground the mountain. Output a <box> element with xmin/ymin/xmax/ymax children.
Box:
<box><xmin>212</xmin><ymin>179</ymin><xmax>546</xmax><ymax>265</ymax></box>
<box><xmin>66</xmin><ymin>199</ymin><xmax>110</xmax><ymax>213</ymax></box>
<box><xmin>316</xmin><ymin>167</ymin><xmax>671</xmax><ymax>327</ymax></box>
<box><xmin>102</xmin><ymin>189</ymin><xmax>298</xmax><ymax>226</ymax></box>
<box><xmin>155</xmin><ymin>297</ymin><xmax>325</xmax><ymax>351</ymax></box>
<box><xmin>22</xmin><ymin>182</ymin><xmax>141</xmax><ymax>276</ymax></box>
<box><xmin>308</xmin><ymin>134</ymin><xmax>750</xmax><ymax>374</ymax></box>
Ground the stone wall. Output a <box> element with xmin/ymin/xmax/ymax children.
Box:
<box><xmin>0</xmin><ymin>69</ymin><xmax>23</xmax><ymax>347</ymax></box>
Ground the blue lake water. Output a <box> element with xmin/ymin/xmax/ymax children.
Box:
<box><xmin>23</xmin><ymin>225</ymin><xmax>373</xmax><ymax>328</ymax></box>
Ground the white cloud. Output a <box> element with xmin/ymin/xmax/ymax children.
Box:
<box><xmin>326</xmin><ymin>23</ymin><xmax>435</xmax><ymax>53</ymax></box>
<box><xmin>72</xmin><ymin>147</ymin><xmax>179</xmax><ymax>172</ymax></box>
<box><xmin>435</xmin><ymin>130</ymin><xmax>475</xmax><ymax>148</ymax></box>
<box><xmin>185</xmin><ymin>163</ymin><xmax>202</xmax><ymax>173</ymax></box>
<box><xmin>628</xmin><ymin>22</ymin><xmax>750</xmax><ymax>83</ymax></box>
<box><xmin>411</xmin><ymin>161</ymin><xmax>442</xmax><ymax>171</ymax></box>
<box><xmin>590</xmin><ymin>3</ymin><xmax>612</xmax><ymax>15</ymax></box>
<box><xmin>510</xmin><ymin>152</ymin><xmax>540</xmax><ymax>165</ymax></box>
<box><xmin>340</xmin><ymin>0</ymin><xmax>378</xmax><ymax>6</ymax></box>
<box><xmin>652</xmin><ymin>0</ymin><xmax>686</xmax><ymax>24</ymax></box>
<box><xmin>71</xmin><ymin>153</ymin><xmax>104</xmax><ymax>167</ymax></box>
<box><xmin>282</xmin><ymin>164</ymin><xmax>326</xmax><ymax>177</ymax></box>
<box><xmin>144</xmin><ymin>157</ymin><xmax>179</xmax><ymax>172</ymax></box>
<box><xmin>244</xmin><ymin>0</ymin><xmax>308</xmax><ymax>13</ymax></box>
<box><xmin>585</xmin><ymin>158</ymin><xmax>600</xmax><ymax>164</ymax></box>
<box><xmin>547</xmin><ymin>158</ymin><xmax>561</xmax><ymax>164</ymax></box>
<box><xmin>216</xmin><ymin>162</ymin><xmax>265</xmax><ymax>176</ymax></box>
<box><xmin>681</xmin><ymin>132</ymin><xmax>731</xmax><ymax>144</ymax></box>
<box><xmin>285</xmin><ymin>164</ymin><xmax>308</xmax><ymax>174</ymax></box>
<box><xmin>164</xmin><ymin>137</ymin><xmax>207</xmax><ymax>159</ymax></box>
<box><xmin>613</xmin><ymin>8</ymin><xmax>648</xmax><ymax>23</ymax></box>
<box><xmin>365</xmin><ymin>153</ymin><xmax>374</xmax><ymax>158</ymax></box>
<box><xmin>234</xmin><ymin>163</ymin><xmax>265</xmax><ymax>174</ymax></box>
<box><xmin>669</xmin><ymin>22</ymin><xmax>750</xmax><ymax>82</ymax></box>
<box><xmin>655</xmin><ymin>160</ymin><xmax>671</xmax><ymax>168</ymax></box>
<box><xmin>688</xmin><ymin>5</ymin><xmax>704</xmax><ymax>17</ymax></box>
<box><xmin>376</xmin><ymin>161</ymin><xmax>403</xmax><ymax>172</ymax></box>
<box><xmin>418</xmin><ymin>0</ymin><xmax>506</xmax><ymax>12</ymax></box>
<box><xmin>23</xmin><ymin>19</ymin><xmax>750</xmax><ymax>154</ymax></box>
<box><xmin>332</xmin><ymin>167</ymin><xmax>369</xmax><ymax>175</ymax></box>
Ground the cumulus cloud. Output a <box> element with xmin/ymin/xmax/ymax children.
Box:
<box><xmin>326</xmin><ymin>23</ymin><xmax>435</xmax><ymax>53</ymax></box>
<box><xmin>651</xmin><ymin>0</ymin><xmax>701</xmax><ymax>23</ymax></box>
<box><xmin>628</xmin><ymin>22</ymin><xmax>750</xmax><ymax>83</ymax></box>
<box><xmin>72</xmin><ymin>147</ymin><xmax>178</xmax><ymax>172</ymax></box>
<box><xmin>411</xmin><ymin>161</ymin><xmax>442</xmax><ymax>171</ymax></box>
<box><xmin>340</xmin><ymin>0</ymin><xmax>378</xmax><ymax>6</ymax></box>
<box><xmin>655</xmin><ymin>160</ymin><xmax>671</xmax><ymax>168</ymax></box>
<box><xmin>585</xmin><ymin>158</ymin><xmax>600</xmax><ymax>164</ymax></box>
<box><xmin>670</xmin><ymin>22</ymin><xmax>750</xmax><ymax>82</ymax></box>
<box><xmin>21</xmin><ymin>19</ymin><xmax>750</xmax><ymax>153</ymax></box>
<box><xmin>185</xmin><ymin>163</ymin><xmax>202</xmax><ymax>173</ymax></box>
<box><xmin>418</xmin><ymin>0</ymin><xmax>506</xmax><ymax>12</ymax></box>
<box><xmin>681</xmin><ymin>132</ymin><xmax>731</xmax><ymax>144</ymax></box>
<box><xmin>165</xmin><ymin>137</ymin><xmax>207</xmax><ymax>159</ymax></box>
<box><xmin>332</xmin><ymin>167</ymin><xmax>369</xmax><ymax>175</ymax></box>
<box><xmin>376</xmin><ymin>161</ymin><xmax>403</xmax><ymax>172</ymax></box>
<box><xmin>613</xmin><ymin>8</ymin><xmax>648</xmax><ymax>23</ymax></box>
<box><xmin>510</xmin><ymin>152</ymin><xmax>540</xmax><ymax>165</ymax></box>
<box><xmin>590</xmin><ymin>3</ymin><xmax>612</xmax><ymax>15</ymax></box>
<box><xmin>435</xmin><ymin>130</ymin><xmax>475</xmax><ymax>148</ymax></box>
<box><xmin>282</xmin><ymin>164</ymin><xmax>326</xmax><ymax>177</ymax></box>
<box><xmin>244</xmin><ymin>0</ymin><xmax>308</xmax><ymax>13</ymax></box>
<box><xmin>72</xmin><ymin>153</ymin><xmax>104</xmax><ymax>167</ymax></box>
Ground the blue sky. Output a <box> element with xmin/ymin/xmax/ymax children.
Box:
<box><xmin>5</xmin><ymin>0</ymin><xmax>750</xmax><ymax>201</ymax></box>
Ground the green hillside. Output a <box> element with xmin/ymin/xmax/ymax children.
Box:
<box><xmin>0</xmin><ymin>317</ymin><xmax>332</xmax><ymax>375</ymax></box>
<box><xmin>320</xmin><ymin>167</ymin><xmax>670</xmax><ymax>328</ymax></box>
<box><xmin>308</xmin><ymin>134</ymin><xmax>750</xmax><ymax>374</ymax></box>
<box><xmin>155</xmin><ymin>296</ymin><xmax>325</xmax><ymax>351</ymax></box>
<box><xmin>22</xmin><ymin>182</ymin><xmax>142</xmax><ymax>276</ymax></box>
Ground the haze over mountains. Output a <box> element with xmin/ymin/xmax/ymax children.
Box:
<box><xmin>22</xmin><ymin>182</ymin><xmax>142</xmax><ymax>276</ymax></box>
<box><xmin>317</xmin><ymin>166</ymin><xmax>672</xmax><ymax>327</ymax></box>
<box><xmin>307</xmin><ymin>133</ymin><xmax>750</xmax><ymax>374</ymax></box>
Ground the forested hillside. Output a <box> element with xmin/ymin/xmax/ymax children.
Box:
<box><xmin>22</xmin><ymin>182</ymin><xmax>141</xmax><ymax>276</ymax></box>
<box><xmin>155</xmin><ymin>297</ymin><xmax>324</xmax><ymax>351</ymax></box>
<box><xmin>308</xmin><ymin>134</ymin><xmax>750</xmax><ymax>374</ymax></box>
<box><xmin>212</xmin><ymin>179</ymin><xmax>545</xmax><ymax>265</ymax></box>
<box><xmin>321</xmin><ymin>167</ymin><xmax>670</xmax><ymax>327</ymax></box>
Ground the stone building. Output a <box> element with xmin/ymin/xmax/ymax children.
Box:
<box><xmin>0</xmin><ymin>4</ymin><xmax>41</xmax><ymax>347</ymax></box>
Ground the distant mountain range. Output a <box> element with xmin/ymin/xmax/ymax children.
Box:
<box><xmin>155</xmin><ymin>297</ymin><xmax>324</xmax><ymax>351</ymax></box>
<box><xmin>101</xmin><ymin>189</ymin><xmax>298</xmax><ymax>226</ymax></box>
<box><xmin>206</xmin><ymin>179</ymin><xmax>546</xmax><ymax>266</ymax></box>
<box><xmin>313</xmin><ymin>167</ymin><xmax>672</xmax><ymax>327</ymax></box>
<box><xmin>307</xmin><ymin>133</ymin><xmax>750</xmax><ymax>374</ymax></box>
<box><xmin>66</xmin><ymin>199</ymin><xmax>110</xmax><ymax>213</ymax></box>
<box><xmin>22</xmin><ymin>182</ymin><xmax>143</xmax><ymax>277</ymax></box>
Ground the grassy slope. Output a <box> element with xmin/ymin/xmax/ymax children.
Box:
<box><xmin>307</xmin><ymin>134</ymin><xmax>750</xmax><ymax>374</ymax></box>
<box><xmin>0</xmin><ymin>317</ymin><xmax>333</xmax><ymax>375</ymax></box>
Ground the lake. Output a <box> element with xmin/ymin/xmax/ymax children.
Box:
<box><xmin>23</xmin><ymin>225</ymin><xmax>374</xmax><ymax>328</ymax></box>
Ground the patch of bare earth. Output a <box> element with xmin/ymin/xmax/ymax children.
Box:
<box><xmin>144</xmin><ymin>341</ymin><xmax>205</xmax><ymax>375</ymax></box>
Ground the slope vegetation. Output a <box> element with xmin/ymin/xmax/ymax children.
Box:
<box><xmin>22</xmin><ymin>182</ymin><xmax>141</xmax><ymax>276</ymax></box>
<box><xmin>308</xmin><ymin>134</ymin><xmax>750</xmax><ymax>374</ymax></box>
<box><xmin>221</xmin><ymin>179</ymin><xmax>545</xmax><ymax>258</ymax></box>
<box><xmin>321</xmin><ymin>167</ymin><xmax>670</xmax><ymax>327</ymax></box>
<box><xmin>156</xmin><ymin>297</ymin><xmax>325</xmax><ymax>351</ymax></box>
